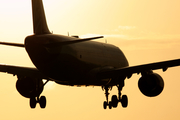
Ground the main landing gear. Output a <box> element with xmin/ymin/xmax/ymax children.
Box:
<box><xmin>102</xmin><ymin>85</ymin><xmax>128</xmax><ymax>109</ymax></box>
<box><xmin>30</xmin><ymin>95</ymin><xmax>46</xmax><ymax>108</ymax></box>
<box><xmin>29</xmin><ymin>80</ymin><xmax>49</xmax><ymax>109</ymax></box>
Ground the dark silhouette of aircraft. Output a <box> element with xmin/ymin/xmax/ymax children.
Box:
<box><xmin>0</xmin><ymin>0</ymin><xmax>180</xmax><ymax>109</ymax></box>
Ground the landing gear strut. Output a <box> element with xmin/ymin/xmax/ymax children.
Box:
<box><xmin>102</xmin><ymin>85</ymin><xmax>128</xmax><ymax>109</ymax></box>
<box><xmin>103</xmin><ymin>86</ymin><xmax>112</xmax><ymax>109</ymax></box>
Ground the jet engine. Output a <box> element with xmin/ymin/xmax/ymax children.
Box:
<box><xmin>16</xmin><ymin>76</ymin><xmax>44</xmax><ymax>98</ymax></box>
<box><xmin>138</xmin><ymin>73</ymin><xmax>164</xmax><ymax>97</ymax></box>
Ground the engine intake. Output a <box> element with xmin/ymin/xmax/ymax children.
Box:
<box><xmin>138</xmin><ymin>73</ymin><xmax>164</xmax><ymax>97</ymax></box>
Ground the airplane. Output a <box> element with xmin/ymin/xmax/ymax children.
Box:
<box><xmin>1</xmin><ymin>0</ymin><xmax>180</xmax><ymax>109</ymax></box>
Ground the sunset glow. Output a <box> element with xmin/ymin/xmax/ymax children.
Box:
<box><xmin>0</xmin><ymin>0</ymin><xmax>180</xmax><ymax>120</ymax></box>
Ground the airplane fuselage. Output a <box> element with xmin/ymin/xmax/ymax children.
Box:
<box><xmin>25</xmin><ymin>34</ymin><xmax>129</xmax><ymax>86</ymax></box>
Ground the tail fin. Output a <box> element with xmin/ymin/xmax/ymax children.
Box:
<box><xmin>31</xmin><ymin>0</ymin><xmax>51</xmax><ymax>35</ymax></box>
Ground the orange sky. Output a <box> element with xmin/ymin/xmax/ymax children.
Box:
<box><xmin>0</xmin><ymin>0</ymin><xmax>180</xmax><ymax>120</ymax></box>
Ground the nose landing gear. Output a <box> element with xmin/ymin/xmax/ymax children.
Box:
<box><xmin>102</xmin><ymin>85</ymin><xmax>128</xmax><ymax>109</ymax></box>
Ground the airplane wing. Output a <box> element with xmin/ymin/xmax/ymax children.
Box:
<box><xmin>0</xmin><ymin>64</ymin><xmax>47</xmax><ymax>79</ymax></box>
<box><xmin>97</xmin><ymin>59</ymin><xmax>180</xmax><ymax>79</ymax></box>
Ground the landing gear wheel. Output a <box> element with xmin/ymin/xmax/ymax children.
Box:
<box><xmin>103</xmin><ymin>101</ymin><xmax>108</xmax><ymax>109</ymax></box>
<box><xmin>30</xmin><ymin>97</ymin><xmax>37</xmax><ymax>108</ymax></box>
<box><xmin>121</xmin><ymin>95</ymin><xmax>128</xmax><ymax>108</ymax></box>
<box><xmin>109</xmin><ymin>101</ymin><xmax>112</xmax><ymax>109</ymax></box>
<box><xmin>111</xmin><ymin>95</ymin><xmax>118</xmax><ymax>108</ymax></box>
<box><xmin>39</xmin><ymin>96</ymin><xmax>46</xmax><ymax>108</ymax></box>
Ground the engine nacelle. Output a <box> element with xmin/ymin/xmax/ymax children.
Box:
<box><xmin>16</xmin><ymin>76</ymin><xmax>44</xmax><ymax>98</ymax></box>
<box><xmin>138</xmin><ymin>73</ymin><xmax>164</xmax><ymax>97</ymax></box>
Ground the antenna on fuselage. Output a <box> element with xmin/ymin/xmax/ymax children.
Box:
<box><xmin>105</xmin><ymin>39</ymin><xmax>107</xmax><ymax>43</ymax></box>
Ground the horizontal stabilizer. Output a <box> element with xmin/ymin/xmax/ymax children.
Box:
<box><xmin>45</xmin><ymin>36</ymin><xmax>104</xmax><ymax>47</ymax></box>
<box><xmin>0</xmin><ymin>42</ymin><xmax>24</xmax><ymax>47</ymax></box>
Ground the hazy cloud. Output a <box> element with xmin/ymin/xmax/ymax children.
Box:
<box><xmin>79</xmin><ymin>33</ymin><xmax>180</xmax><ymax>51</ymax></box>
<box><xmin>44</xmin><ymin>81</ymin><xmax>56</xmax><ymax>91</ymax></box>
<box><xmin>118</xmin><ymin>26</ymin><xmax>136</xmax><ymax>30</ymax></box>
